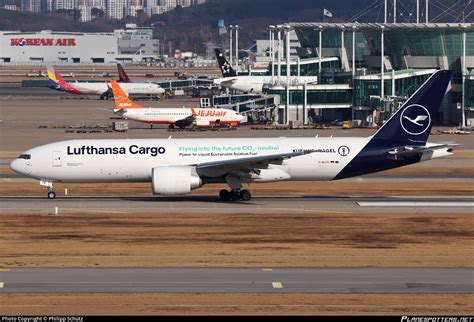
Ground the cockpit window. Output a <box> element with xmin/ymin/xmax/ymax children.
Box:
<box><xmin>18</xmin><ymin>154</ymin><xmax>31</xmax><ymax>160</ymax></box>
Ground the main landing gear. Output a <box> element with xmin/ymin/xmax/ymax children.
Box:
<box><xmin>219</xmin><ymin>174</ymin><xmax>252</xmax><ymax>201</ymax></box>
<box><xmin>219</xmin><ymin>189</ymin><xmax>251</xmax><ymax>201</ymax></box>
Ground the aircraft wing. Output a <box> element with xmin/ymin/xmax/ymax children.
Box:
<box><xmin>216</xmin><ymin>77</ymin><xmax>238</xmax><ymax>85</ymax></box>
<box><xmin>388</xmin><ymin>143</ymin><xmax>459</xmax><ymax>157</ymax></box>
<box><xmin>175</xmin><ymin>115</ymin><xmax>196</xmax><ymax>127</ymax></box>
<box><xmin>195</xmin><ymin>151</ymin><xmax>310</xmax><ymax>172</ymax></box>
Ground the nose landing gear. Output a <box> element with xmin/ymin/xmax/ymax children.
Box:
<box><xmin>40</xmin><ymin>180</ymin><xmax>56</xmax><ymax>199</ymax></box>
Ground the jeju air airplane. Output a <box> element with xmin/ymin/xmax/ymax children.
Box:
<box><xmin>110</xmin><ymin>80</ymin><xmax>244</xmax><ymax>129</ymax></box>
<box><xmin>46</xmin><ymin>65</ymin><xmax>164</xmax><ymax>100</ymax></box>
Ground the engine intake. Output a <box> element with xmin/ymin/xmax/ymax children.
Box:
<box><xmin>152</xmin><ymin>166</ymin><xmax>202</xmax><ymax>195</ymax></box>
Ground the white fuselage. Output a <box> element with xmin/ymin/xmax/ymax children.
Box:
<box><xmin>10</xmin><ymin>137</ymin><xmax>367</xmax><ymax>183</ymax></box>
<box><xmin>10</xmin><ymin>137</ymin><xmax>453</xmax><ymax>190</ymax></box>
<box><xmin>71</xmin><ymin>82</ymin><xmax>165</xmax><ymax>95</ymax></box>
<box><xmin>118</xmin><ymin>108</ymin><xmax>244</xmax><ymax>126</ymax></box>
<box><xmin>213</xmin><ymin>76</ymin><xmax>318</xmax><ymax>93</ymax></box>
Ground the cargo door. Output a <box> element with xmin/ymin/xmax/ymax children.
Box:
<box><xmin>52</xmin><ymin>151</ymin><xmax>62</xmax><ymax>167</ymax></box>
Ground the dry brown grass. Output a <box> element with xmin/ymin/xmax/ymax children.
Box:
<box><xmin>1</xmin><ymin>293</ymin><xmax>473</xmax><ymax>315</ymax></box>
<box><xmin>1</xmin><ymin>210</ymin><xmax>472</xmax><ymax>268</ymax></box>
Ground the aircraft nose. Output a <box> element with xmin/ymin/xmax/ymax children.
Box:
<box><xmin>10</xmin><ymin>159</ymin><xmax>22</xmax><ymax>174</ymax></box>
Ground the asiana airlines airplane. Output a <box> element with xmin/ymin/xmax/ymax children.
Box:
<box><xmin>11</xmin><ymin>70</ymin><xmax>457</xmax><ymax>201</ymax></box>
<box><xmin>46</xmin><ymin>65</ymin><xmax>164</xmax><ymax>99</ymax></box>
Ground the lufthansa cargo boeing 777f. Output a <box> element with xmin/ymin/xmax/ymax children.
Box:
<box><xmin>11</xmin><ymin>70</ymin><xmax>457</xmax><ymax>201</ymax></box>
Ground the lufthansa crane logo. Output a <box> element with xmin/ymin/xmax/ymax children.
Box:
<box><xmin>399</xmin><ymin>104</ymin><xmax>431</xmax><ymax>136</ymax></box>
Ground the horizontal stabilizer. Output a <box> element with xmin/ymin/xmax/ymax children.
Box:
<box><xmin>388</xmin><ymin>143</ymin><xmax>459</xmax><ymax>157</ymax></box>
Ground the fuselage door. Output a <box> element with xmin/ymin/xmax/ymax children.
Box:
<box><xmin>52</xmin><ymin>151</ymin><xmax>62</xmax><ymax>167</ymax></box>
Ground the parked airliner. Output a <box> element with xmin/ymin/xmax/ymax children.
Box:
<box><xmin>46</xmin><ymin>65</ymin><xmax>164</xmax><ymax>99</ymax></box>
<box><xmin>212</xmin><ymin>48</ymin><xmax>318</xmax><ymax>93</ymax></box>
<box><xmin>110</xmin><ymin>80</ymin><xmax>244</xmax><ymax>128</ymax></box>
<box><xmin>11</xmin><ymin>70</ymin><xmax>456</xmax><ymax>201</ymax></box>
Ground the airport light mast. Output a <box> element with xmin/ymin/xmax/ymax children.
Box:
<box><xmin>269</xmin><ymin>25</ymin><xmax>276</xmax><ymax>83</ymax></box>
<box><xmin>235</xmin><ymin>25</ymin><xmax>239</xmax><ymax>72</ymax></box>
<box><xmin>229</xmin><ymin>25</ymin><xmax>234</xmax><ymax>67</ymax></box>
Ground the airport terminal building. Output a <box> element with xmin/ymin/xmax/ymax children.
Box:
<box><xmin>0</xmin><ymin>26</ymin><xmax>159</xmax><ymax>65</ymax></box>
<box><xmin>261</xmin><ymin>23</ymin><xmax>474</xmax><ymax>126</ymax></box>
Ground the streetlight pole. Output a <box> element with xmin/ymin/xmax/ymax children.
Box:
<box><xmin>229</xmin><ymin>25</ymin><xmax>233</xmax><ymax>67</ymax></box>
<box><xmin>235</xmin><ymin>25</ymin><xmax>239</xmax><ymax>71</ymax></box>
<box><xmin>462</xmin><ymin>25</ymin><xmax>467</xmax><ymax>128</ymax></box>
<box><xmin>380</xmin><ymin>25</ymin><xmax>385</xmax><ymax>126</ymax></box>
<box><xmin>318</xmin><ymin>26</ymin><xmax>323</xmax><ymax>78</ymax></box>
<box><xmin>277</xmin><ymin>26</ymin><xmax>282</xmax><ymax>84</ymax></box>
<box><xmin>285</xmin><ymin>26</ymin><xmax>291</xmax><ymax>125</ymax></box>
<box><xmin>269</xmin><ymin>25</ymin><xmax>275</xmax><ymax>82</ymax></box>
<box><xmin>341</xmin><ymin>26</ymin><xmax>345</xmax><ymax>71</ymax></box>
<box><xmin>394</xmin><ymin>0</ymin><xmax>397</xmax><ymax>23</ymax></box>
<box><xmin>352</xmin><ymin>25</ymin><xmax>356</xmax><ymax>77</ymax></box>
<box><xmin>426</xmin><ymin>0</ymin><xmax>429</xmax><ymax>23</ymax></box>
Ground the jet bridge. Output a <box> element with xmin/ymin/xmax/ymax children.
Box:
<box><xmin>156</xmin><ymin>79</ymin><xmax>214</xmax><ymax>91</ymax></box>
<box><xmin>199</xmin><ymin>93</ymin><xmax>280</xmax><ymax>124</ymax></box>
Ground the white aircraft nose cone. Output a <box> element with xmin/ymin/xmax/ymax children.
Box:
<box><xmin>10</xmin><ymin>159</ymin><xmax>21</xmax><ymax>174</ymax></box>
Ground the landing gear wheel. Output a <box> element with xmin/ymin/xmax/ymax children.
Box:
<box><xmin>219</xmin><ymin>189</ymin><xmax>230</xmax><ymax>201</ymax></box>
<box><xmin>239</xmin><ymin>189</ymin><xmax>252</xmax><ymax>201</ymax></box>
<box><xmin>47</xmin><ymin>191</ymin><xmax>56</xmax><ymax>199</ymax></box>
<box><xmin>230</xmin><ymin>190</ymin><xmax>240</xmax><ymax>201</ymax></box>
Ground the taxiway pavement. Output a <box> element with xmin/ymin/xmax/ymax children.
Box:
<box><xmin>0</xmin><ymin>267</ymin><xmax>472</xmax><ymax>293</ymax></box>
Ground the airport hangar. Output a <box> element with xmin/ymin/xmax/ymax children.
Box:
<box><xmin>0</xmin><ymin>26</ymin><xmax>159</xmax><ymax>65</ymax></box>
<box><xmin>234</xmin><ymin>23</ymin><xmax>474</xmax><ymax>127</ymax></box>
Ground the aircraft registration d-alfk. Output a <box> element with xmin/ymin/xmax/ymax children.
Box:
<box><xmin>11</xmin><ymin>70</ymin><xmax>457</xmax><ymax>201</ymax></box>
<box><xmin>110</xmin><ymin>80</ymin><xmax>244</xmax><ymax>128</ymax></box>
<box><xmin>46</xmin><ymin>65</ymin><xmax>164</xmax><ymax>99</ymax></box>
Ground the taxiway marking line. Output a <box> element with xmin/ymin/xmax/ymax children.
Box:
<box><xmin>0</xmin><ymin>269</ymin><xmax>10</xmax><ymax>272</ymax></box>
<box><xmin>0</xmin><ymin>283</ymin><xmax>4</xmax><ymax>288</ymax></box>
<box><xmin>262</xmin><ymin>268</ymin><xmax>273</xmax><ymax>272</ymax></box>
<box><xmin>270</xmin><ymin>208</ymin><xmax>351</xmax><ymax>214</ymax></box>
<box><xmin>272</xmin><ymin>282</ymin><xmax>283</xmax><ymax>289</ymax></box>
<box><xmin>358</xmin><ymin>202</ymin><xmax>473</xmax><ymax>207</ymax></box>
<box><xmin>61</xmin><ymin>208</ymin><xmax>129</xmax><ymax>214</ymax></box>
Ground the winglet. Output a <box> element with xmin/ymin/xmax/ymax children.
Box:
<box><xmin>110</xmin><ymin>80</ymin><xmax>143</xmax><ymax>109</ymax></box>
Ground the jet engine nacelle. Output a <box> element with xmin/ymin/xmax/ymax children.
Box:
<box><xmin>151</xmin><ymin>166</ymin><xmax>202</xmax><ymax>195</ymax></box>
<box><xmin>194</xmin><ymin>119</ymin><xmax>210</xmax><ymax>127</ymax></box>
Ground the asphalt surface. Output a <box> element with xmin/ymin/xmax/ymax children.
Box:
<box><xmin>0</xmin><ymin>267</ymin><xmax>472</xmax><ymax>293</ymax></box>
<box><xmin>0</xmin><ymin>195</ymin><xmax>472</xmax><ymax>214</ymax></box>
